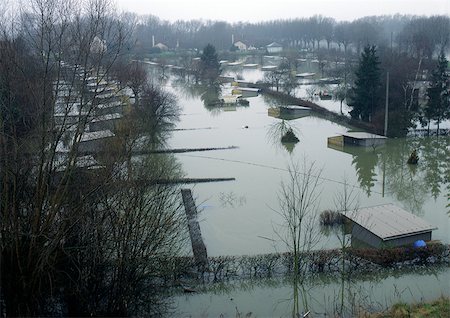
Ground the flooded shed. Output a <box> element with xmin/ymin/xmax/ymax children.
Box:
<box><xmin>268</xmin><ymin>105</ymin><xmax>311</xmax><ymax>120</ymax></box>
<box><xmin>342</xmin><ymin>204</ymin><xmax>437</xmax><ymax>248</ymax></box>
<box><xmin>231</xmin><ymin>87</ymin><xmax>260</xmax><ymax>97</ymax></box>
<box><xmin>328</xmin><ymin>132</ymin><xmax>387</xmax><ymax>147</ymax></box>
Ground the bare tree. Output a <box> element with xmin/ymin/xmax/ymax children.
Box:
<box><xmin>333</xmin><ymin>179</ymin><xmax>360</xmax><ymax>317</ymax></box>
<box><xmin>0</xmin><ymin>0</ymin><xmax>143</xmax><ymax>315</ymax></box>
<box><xmin>274</xmin><ymin>160</ymin><xmax>323</xmax><ymax>316</ymax></box>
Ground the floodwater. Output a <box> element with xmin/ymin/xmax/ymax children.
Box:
<box><xmin>164</xmin><ymin>68</ymin><xmax>449</xmax><ymax>256</ymax></box>
<box><xmin>148</xmin><ymin>63</ymin><xmax>449</xmax><ymax>315</ymax></box>
<box><xmin>173</xmin><ymin>266</ymin><xmax>450</xmax><ymax>317</ymax></box>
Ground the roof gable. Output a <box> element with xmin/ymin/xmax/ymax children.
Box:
<box><xmin>342</xmin><ymin>204</ymin><xmax>437</xmax><ymax>241</ymax></box>
<box><xmin>267</xmin><ymin>42</ymin><xmax>282</xmax><ymax>47</ymax></box>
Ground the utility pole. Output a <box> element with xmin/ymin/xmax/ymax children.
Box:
<box><xmin>384</xmin><ymin>71</ymin><xmax>389</xmax><ymax>136</ymax></box>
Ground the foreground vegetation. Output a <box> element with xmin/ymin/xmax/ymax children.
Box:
<box><xmin>0</xmin><ymin>0</ymin><xmax>186</xmax><ymax>316</ymax></box>
<box><xmin>1</xmin><ymin>0</ymin><xmax>449</xmax><ymax>316</ymax></box>
<box><xmin>367</xmin><ymin>297</ymin><xmax>450</xmax><ymax>318</ymax></box>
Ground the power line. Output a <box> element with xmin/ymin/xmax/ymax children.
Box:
<box><xmin>179</xmin><ymin>153</ymin><xmax>384</xmax><ymax>195</ymax></box>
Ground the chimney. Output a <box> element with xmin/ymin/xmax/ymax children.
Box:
<box><xmin>152</xmin><ymin>35</ymin><xmax>155</xmax><ymax>47</ymax></box>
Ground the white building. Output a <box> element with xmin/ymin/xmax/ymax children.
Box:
<box><xmin>154</xmin><ymin>42</ymin><xmax>168</xmax><ymax>51</ymax></box>
<box><xmin>233</xmin><ymin>41</ymin><xmax>247</xmax><ymax>51</ymax></box>
<box><xmin>90</xmin><ymin>36</ymin><xmax>107</xmax><ymax>54</ymax></box>
<box><xmin>266</xmin><ymin>42</ymin><xmax>283</xmax><ymax>54</ymax></box>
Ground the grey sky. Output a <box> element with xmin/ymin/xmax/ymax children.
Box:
<box><xmin>115</xmin><ymin>0</ymin><xmax>449</xmax><ymax>22</ymax></box>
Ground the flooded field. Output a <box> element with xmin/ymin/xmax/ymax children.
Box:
<box><xmin>174</xmin><ymin>266</ymin><xmax>450</xmax><ymax>317</ymax></box>
<box><xmin>151</xmin><ymin>65</ymin><xmax>449</xmax><ymax>315</ymax></box>
<box><xmin>163</xmin><ymin>68</ymin><xmax>449</xmax><ymax>256</ymax></box>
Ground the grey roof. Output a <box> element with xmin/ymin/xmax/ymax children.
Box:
<box><xmin>342</xmin><ymin>204</ymin><xmax>437</xmax><ymax>241</ymax></box>
<box><xmin>91</xmin><ymin>113</ymin><xmax>122</xmax><ymax>122</ymax></box>
<box><xmin>341</xmin><ymin>132</ymin><xmax>387</xmax><ymax>140</ymax></box>
<box><xmin>261</xmin><ymin>65</ymin><xmax>278</xmax><ymax>70</ymax></box>
<box><xmin>80</xmin><ymin>130</ymin><xmax>115</xmax><ymax>142</ymax></box>
<box><xmin>296</xmin><ymin>72</ymin><xmax>316</xmax><ymax>78</ymax></box>
<box><xmin>234</xmin><ymin>87</ymin><xmax>260</xmax><ymax>92</ymax></box>
<box><xmin>267</xmin><ymin>42</ymin><xmax>282</xmax><ymax>47</ymax></box>
<box><xmin>282</xmin><ymin>105</ymin><xmax>311</xmax><ymax>111</ymax></box>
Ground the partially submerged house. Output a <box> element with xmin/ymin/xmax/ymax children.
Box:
<box><xmin>266</xmin><ymin>42</ymin><xmax>283</xmax><ymax>53</ymax></box>
<box><xmin>328</xmin><ymin>132</ymin><xmax>387</xmax><ymax>148</ymax></box>
<box><xmin>231</xmin><ymin>87</ymin><xmax>260</xmax><ymax>97</ymax></box>
<box><xmin>342</xmin><ymin>204</ymin><xmax>437</xmax><ymax>248</ymax></box>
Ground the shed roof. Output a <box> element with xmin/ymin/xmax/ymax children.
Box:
<box><xmin>267</xmin><ymin>42</ymin><xmax>282</xmax><ymax>47</ymax></box>
<box><xmin>342</xmin><ymin>132</ymin><xmax>387</xmax><ymax>140</ymax></box>
<box><xmin>342</xmin><ymin>204</ymin><xmax>437</xmax><ymax>241</ymax></box>
<box><xmin>281</xmin><ymin>105</ymin><xmax>311</xmax><ymax>111</ymax></box>
<box><xmin>234</xmin><ymin>87</ymin><xmax>260</xmax><ymax>92</ymax></box>
<box><xmin>80</xmin><ymin>130</ymin><xmax>115</xmax><ymax>142</ymax></box>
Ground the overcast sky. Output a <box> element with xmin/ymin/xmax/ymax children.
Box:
<box><xmin>115</xmin><ymin>0</ymin><xmax>449</xmax><ymax>22</ymax></box>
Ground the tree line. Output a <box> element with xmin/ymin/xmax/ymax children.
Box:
<box><xmin>128</xmin><ymin>14</ymin><xmax>449</xmax><ymax>58</ymax></box>
<box><xmin>348</xmin><ymin>45</ymin><xmax>449</xmax><ymax>136</ymax></box>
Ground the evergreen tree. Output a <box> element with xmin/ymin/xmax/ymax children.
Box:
<box><xmin>424</xmin><ymin>52</ymin><xmax>449</xmax><ymax>135</ymax></box>
<box><xmin>200</xmin><ymin>43</ymin><xmax>220</xmax><ymax>83</ymax></box>
<box><xmin>348</xmin><ymin>45</ymin><xmax>381</xmax><ymax>122</ymax></box>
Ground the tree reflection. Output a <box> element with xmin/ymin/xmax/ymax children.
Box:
<box><xmin>333</xmin><ymin>146</ymin><xmax>379</xmax><ymax>196</ymax></box>
<box><xmin>328</xmin><ymin>135</ymin><xmax>449</xmax><ymax>215</ymax></box>
<box><xmin>379</xmin><ymin>136</ymin><xmax>450</xmax><ymax>215</ymax></box>
<box><xmin>172</xmin><ymin>78</ymin><xmax>224</xmax><ymax>115</ymax></box>
<box><xmin>421</xmin><ymin>137</ymin><xmax>447</xmax><ymax>199</ymax></box>
<box><xmin>200</xmin><ymin>84</ymin><xmax>222</xmax><ymax>112</ymax></box>
<box><xmin>266</xmin><ymin>120</ymin><xmax>300</xmax><ymax>154</ymax></box>
<box><xmin>350</xmin><ymin>147</ymin><xmax>379</xmax><ymax>196</ymax></box>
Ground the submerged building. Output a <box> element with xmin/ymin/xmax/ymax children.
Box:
<box><xmin>342</xmin><ymin>204</ymin><xmax>437</xmax><ymax>248</ymax></box>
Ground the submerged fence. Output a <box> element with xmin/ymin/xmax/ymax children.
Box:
<box><xmin>163</xmin><ymin>243</ymin><xmax>449</xmax><ymax>285</ymax></box>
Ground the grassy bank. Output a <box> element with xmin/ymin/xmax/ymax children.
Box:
<box><xmin>366</xmin><ymin>297</ymin><xmax>449</xmax><ymax>317</ymax></box>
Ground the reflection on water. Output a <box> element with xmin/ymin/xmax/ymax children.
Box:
<box><xmin>381</xmin><ymin>137</ymin><xmax>450</xmax><ymax>215</ymax></box>
<box><xmin>328</xmin><ymin>137</ymin><xmax>450</xmax><ymax>215</ymax></box>
<box><xmin>219</xmin><ymin>191</ymin><xmax>247</xmax><ymax>208</ymax></box>
<box><xmin>266</xmin><ymin>120</ymin><xmax>300</xmax><ymax>154</ymax></box>
<box><xmin>141</xmin><ymin>60</ymin><xmax>450</xmax><ymax>317</ymax></box>
<box><xmin>341</xmin><ymin>146</ymin><xmax>380</xmax><ymax>197</ymax></box>
<box><xmin>146</xmin><ymin>63</ymin><xmax>449</xmax><ymax>256</ymax></box>
<box><xmin>173</xmin><ymin>265</ymin><xmax>450</xmax><ymax>317</ymax></box>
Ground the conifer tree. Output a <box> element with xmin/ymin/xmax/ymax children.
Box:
<box><xmin>200</xmin><ymin>43</ymin><xmax>220</xmax><ymax>83</ymax></box>
<box><xmin>424</xmin><ymin>51</ymin><xmax>449</xmax><ymax>135</ymax></box>
<box><xmin>348</xmin><ymin>45</ymin><xmax>381</xmax><ymax>122</ymax></box>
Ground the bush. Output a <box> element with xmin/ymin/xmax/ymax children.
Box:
<box><xmin>320</xmin><ymin>210</ymin><xmax>344</xmax><ymax>226</ymax></box>
<box><xmin>281</xmin><ymin>128</ymin><xmax>299</xmax><ymax>143</ymax></box>
<box><xmin>348</xmin><ymin>242</ymin><xmax>447</xmax><ymax>267</ymax></box>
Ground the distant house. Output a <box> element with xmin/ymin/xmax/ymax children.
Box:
<box><xmin>90</xmin><ymin>36</ymin><xmax>107</xmax><ymax>54</ymax></box>
<box><xmin>342</xmin><ymin>204</ymin><xmax>437</xmax><ymax>248</ymax></box>
<box><xmin>266</xmin><ymin>42</ymin><xmax>282</xmax><ymax>53</ymax></box>
<box><xmin>233</xmin><ymin>41</ymin><xmax>247</xmax><ymax>51</ymax></box>
<box><xmin>154</xmin><ymin>42</ymin><xmax>168</xmax><ymax>51</ymax></box>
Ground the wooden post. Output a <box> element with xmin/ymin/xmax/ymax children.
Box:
<box><xmin>181</xmin><ymin>189</ymin><xmax>209</xmax><ymax>270</ymax></box>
